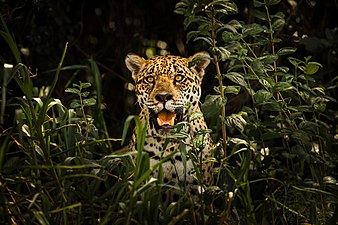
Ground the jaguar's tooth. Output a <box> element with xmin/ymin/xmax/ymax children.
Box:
<box><xmin>169</xmin><ymin>117</ymin><xmax>175</xmax><ymax>126</ymax></box>
<box><xmin>157</xmin><ymin>117</ymin><xmax>163</xmax><ymax>126</ymax></box>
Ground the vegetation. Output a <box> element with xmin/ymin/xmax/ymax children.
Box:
<box><xmin>1</xmin><ymin>0</ymin><xmax>337</xmax><ymax>224</ymax></box>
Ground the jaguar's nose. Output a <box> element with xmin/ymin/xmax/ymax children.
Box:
<box><xmin>155</xmin><ymin>93</ymin><xmax>173</xmax><ymax>103</ymax></box>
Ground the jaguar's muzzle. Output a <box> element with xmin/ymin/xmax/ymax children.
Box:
<box><xmin>151</xmin><ymin>108</ymin><xmax>183</xmax><ymax>131</ymax></box>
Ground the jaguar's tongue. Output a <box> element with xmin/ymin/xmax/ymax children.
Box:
<box><xmin>156</xmin><ymin>110</ymin><xmax>176</xmax><ymax>127</ymax></box>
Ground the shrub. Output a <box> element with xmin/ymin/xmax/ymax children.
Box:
<box><xmin>175</xmin><ymin>0</ymin><xmax>337</xmax><ymax>224</ymax></box>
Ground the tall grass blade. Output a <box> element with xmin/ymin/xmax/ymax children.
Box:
<box><xmin>89</xmin><ymin>58</ymin><xmax>112</xmax><ymax>149</ymax></box>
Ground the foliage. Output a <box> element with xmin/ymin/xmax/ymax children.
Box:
<box><xmin>176</xmin><ymin>0</ymin><xmax>338</xmax><ymax>224</ymax></box>
<box><xmin>1</xmin><ymin>1</ymin><xmax>338</xmax><ymax>225</ymax></box>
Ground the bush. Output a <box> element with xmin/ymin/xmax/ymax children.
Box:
<box><xmin>175</xmin><ymin>0</ymin><xmax>338</xmax><ymax>224</ymax></box>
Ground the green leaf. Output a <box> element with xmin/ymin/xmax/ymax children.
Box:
<box><xmin>202</xmin><ymin>95</ymin><xmax>222</xmax><ymax>118</ymax></box>
<box><xmin>253</xmin><ymin>0</ymin><xmax>264</xmax><ymax>7</ymax></box>
<box><xmin>291</xmin><ymin>130</ymin><xmax>311</xmax><ymax>143</ymax></box>
<box><xmin>259</xmin><ymin>77</ymin><xmax>275</xmax><ymax>89</ymax></box>
<box><xmin>254</xmin><ymin>89</ymin><xmax>273</xmax><ymax>103</ymax></box>
<box><xmin>187</xmin><ymin>31</ymin><xmax>200</xmax><ymax>42</ymax></box>
<box><xmin>46</xmin><ymin>98</ymin><xmax>64</xmax><ymax>112</ymax></box>
<box><xmin>256</xmin><ymin>38</ymin><xmax>271</xmax><ymax>45</ymax></box>
<box><xmin>44</xmin><ymin>65</ymin><xmax>87</xmax><ymax>73</ymax></box>
<box><xmin>65</xmin><ymin>88</ymin><xmax>80</xmax><ymax>95</ymax></box>
<box><xmin>70</xmin><ymin>101</ymin><xmax>81</xmax><ymax>108</ymax></box>
<box><xmin>272</xmin><ymin>12</ymin><xmax>285</xmax><ymax>19</ymax></box>
<box><xmin>290</xmin><ymin>112</ymin><xmax>303</xmax><ymax>120</ymax></box>
<box><xmin>34</xmin><ymin>144</ymin><xmax>44</xmax><ymax>157</ymax></box>
<box><xmin>312</xmin><ymin>87</ymin><xmax>325</xmax><ymax>95</ymax></box>
<box><xmin>224</xmin><ymin>72</ymin><xmax>247</xmax><ymax>87</ymax></box>
<box><xmin>33</xmin><ymin>98</ymin><xmax>44</xmax><ymax>108</ymax></box>
<box><xmin>225</xmin><ymin>20</ymin><xmax>242</xmax><ymax>32</ymax></box>
<box><xmin>299</xmin><ymin>120</ymin><xmax>319</xmax><ymax>133</ymax></box>
<box><xmin>238</xmin><ymin>48</ymin><xmax>248</xmax><ymax>60</ymax></box>
<box><xmin>272</xmin><ymin>18</ymin><xmax>285</xmax><ymax>31</ymax></box>
<box><xmin>277</xmin><ymin>66</ymin><xmax>289</xmax><ymax>73</ymax></box>
<box><xmin>305</xmin><ymin>62</ymin><xmax>322</xmax><ymax>75</ymax></box>
<box><xmin>252</xmin><ymin>60</ymin><xmax>265</xmax><ymax>76</ymax></box>
<box><xmin>277</xmin><ymin>47</ymin><xmax>297</xmax><ymax>56</ymax></box>
<box><xmin>313</xmin><ymin>102</ymin><xmax>326</xmax><ymax>112</ymax></box>
<box><xmin>222</xmin><ymin>31</ymin><xmax>241</xmax><ymax>42</ymax></box>
<box><xmin>265</xmin><ymin>0</ymin><xmax>281</xmax><ymax>6</ymax></box>
<box><xmin>242</xmin><ymin>23</ymin><xmax>265</xmax><ymax>36</ymax></box>
<box><xmin>259</xmin><ymin>78</ymin><xmax>273</xmax><ymax>89</ymax></box>
<box><xmin>80</xmin><ymin>82</ymin><xmax>92</xmax><ymax>89</ymax></box>
<box><xmin>194</xmin><ymin>37</ymin><xmax>213</xmax><ymax>45</ymax></box>
<box><xmin>33</xmin><ymin>211</ymin><xmax>50</xmax><ymax>225</ymax></box>
<box><xmin>271</xmin><ymin>38</ymin><xmax>282</xmax><ymax>43</ymax></box>
<box><xmin>259</xmin><ymin>54</ymin><xmax>278</xmax><ymax>64</ymax></box>
<box><xmin>274</xmin><ymin>82</ymin><xmax>296</xmax><ymax>92</ymax></box>
<box><xmin>214</xmin><ymin>47</ymin><xmax>231</xmax><ymax>61</ymax></box>
<box><xmin>83</xmin><ymin>98</ymin><xmax>96</xmax><ymax>106</ymax></box>
<box><xmin>81</xmin><ymin>91</ymin><xmax>90</xmax><ymax>97</ymax></box>
<box><xmin>260</xmin><ymin>101</ymin><xmax>280</xmax><ymax>111</ymax></box>
<box><xmin>225</xmin><ymin>113</ymin><xmax>247</xmax><ymax>132</ymax></box>
<box><xmin>288</xmin><ymin>57</ymin><xmax>304</xmax><ymax>67</ymax></box>
<box><xmin>0</xmin><ymin>15</ymin><xmax>22</xmax><ymax>63</ymax></box>
<box><xmin>222</xmin><ymin>85</ymin><xmax>241</xmax><ymax>94</ymax></box>
<box><xmin>251</xmin><ymin>8</ymin><xmax>267</xmax><ymax>20</ymax></box>
<box><xmin>209</xmin><ymin>1</ymin><xmax>238</xmax><ymax>14</ymax></box>
<box><xmin>22</xmin><ymin>124</ymin><xmax>31</xmax><ymax>136</ymax></box>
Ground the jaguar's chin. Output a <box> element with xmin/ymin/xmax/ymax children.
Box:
<box><xmin>150</xmin><ymin>108</ymin><xmax>183</xmax><ymax>132</ymax></box>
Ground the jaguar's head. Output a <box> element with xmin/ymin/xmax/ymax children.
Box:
<box><xmin>125</xmin><ymin>52</ymin><xmax>210</xmax><ymax>135</ymax></box>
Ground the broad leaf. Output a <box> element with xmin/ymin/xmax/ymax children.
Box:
<box><xmin>70</xmin><ymin>101</ymin><xmax>81</xmax><ymax>108</ymax></box>
<box><xmin>305</xmin><ymin>62</ymin><xmax>322</xmax><ymax>75</ymax></box>
<box><xmin>253</xmin><ymin>0</ymin><xmax>264</xmax><ymax>7</ymax></box>
<box><xmin>217</xmin><ymin>47</ymin><xmax>231</xmax><ymax>61</ymax></box>
<box><xmin>255</xmin><ymin>89</ymin><xmax>273</xmax><ymax>103</ymax></box>
<box><xmin>222</xmin><ymin>31</ymin><xmax>241</xmax><ymax>42</ymax></box>
<box><xmin>65</xmin><ymin>88</ymin><xmax>80</xmax><ymax>95</ymax></box>
<box><xmin>80</xmin><ymin>82</ymin><xmax>92</xmax><ymax>89</ymax></box>
<box><xmin>83</xmin><ymin>98</ymin><xmax>97</xmax><ymax>106</ymax></box>
<box><xmin>277</xmin><ymin>47</ymin><xmax>297</xmax><ymax>56</ymax></box>
<box><xmin>272</xmin><ymin>18</ymin><xmax>285</xmax><ymax>31</ymax></box>
<box><xmin>260</xmin><ymin>100</ymin><xmax>280</xmax><ymax>111</ymax></box>
<box><xmin>252</xmin><ymin>8</ymin><xmax>267</xmax><ymax>20</ymax></box>
<box><xmin>265</xmin><ymin>0</ymin><xmax>281</xmax><ymax>6</ymax></box>
<box><xmin>224</xmin><ymin>72</ymin><xmax>247</xmax><ymax>87</ymax></box>
<box><xmin>274</xmin><ymin>82</ymin><xmax>296</xmax><ymax>92</ymax></box>
<box><xmin>222</xmin><ymin>85</ymin><xmax>241</xmax><ymax>94</ymax></box>
<box><xmin>202</xmin><ymin>95</ymin><xmax>222</xmax><ymax>118</ymax></box>
<box><xmin>242</xmin><ymin>23</ymin><xmax>265</xmax><ymax>36</ymax></box>
<box><xmin>225</xmin><ymin>113</ymin><xmax>247</xmax><ymax>132</ymax></box>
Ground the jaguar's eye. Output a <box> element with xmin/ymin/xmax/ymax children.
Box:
<box><xmin>145</xmin><ymin>76</ymin><xmax>155</xmax><ymax>83</ymax></box>
<box><xmin>174</xmin><ymin>75</ymin><xmax>185</xmax><ymax>83</ymax></box>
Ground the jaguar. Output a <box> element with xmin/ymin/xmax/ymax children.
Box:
<box><xmin>125</xmin><ymin>52</ymin><xmax>214</xmax><ymax>197</ymax></box>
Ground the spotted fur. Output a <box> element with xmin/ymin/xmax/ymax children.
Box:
<box><xmin>125</xmin><ymin>52</ymin><xmax>213</xmax><ymax>191</ymax></box>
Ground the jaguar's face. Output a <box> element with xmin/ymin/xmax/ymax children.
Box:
<box><xmin>125</xmin><ymin>52</ymin><xmax>210</xmax><ymax>134</ymax></box>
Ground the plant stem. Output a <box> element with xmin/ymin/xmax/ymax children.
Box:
<box><xmin>0</xmin><ymin>65</ymin><xmax>11</xmax><ymax>125</ymax></box>
<box><xmin>211</xmin><ymin>7</ymin><xmax>227</xmax><ymax>154</ymax></box>
<box><xmin>264</xmin><ymin>5</ymin><xmax>284</xmax><ymax>100</ymax></box>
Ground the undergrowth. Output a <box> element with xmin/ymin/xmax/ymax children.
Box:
<box><xmin>1</xmin><ymin>0</ymin><xmax>337</xmax><ymax>224</ymax></box>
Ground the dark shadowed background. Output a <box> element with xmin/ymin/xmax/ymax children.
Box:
<box><xmin>1</xmin><ymin>0</ymin><xmax>337</xmax><ymax>143</ymax></box>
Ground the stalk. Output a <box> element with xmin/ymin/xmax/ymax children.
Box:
<box><xmin>211</xmin><ymin>8</ymin><xmax>227</xmax><ymax>154</ymax></box>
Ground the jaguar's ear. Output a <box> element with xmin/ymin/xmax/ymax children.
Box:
<box><xmin>125</xmin><ymin>53</ymin><xmax>146</xmax><ymax>81</ymax></box>
<box><xmin>188</xmin><ymin>51</ymin><xmax>210</xmax><ymax>77</ymax></box>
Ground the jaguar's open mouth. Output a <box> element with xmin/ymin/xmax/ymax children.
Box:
<box><xmin>151</xmin><ymin>108</ymin><xmax>183</xmax><ymax>131</ymax></box>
